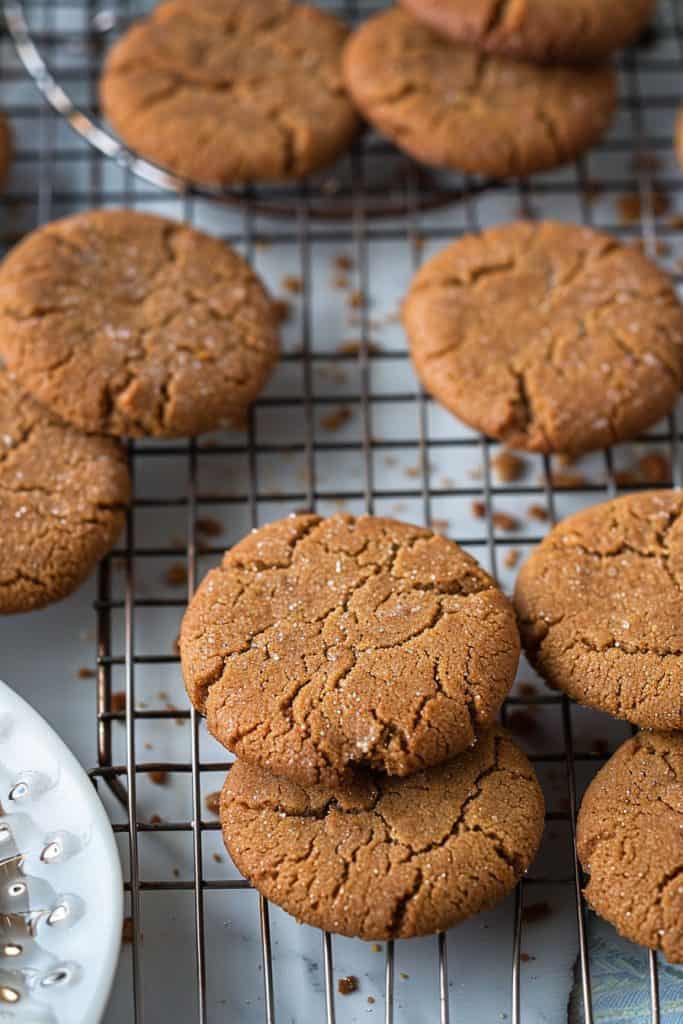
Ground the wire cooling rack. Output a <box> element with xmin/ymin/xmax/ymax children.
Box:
<box><xmin>2</xmin><ymin>2</ymin><xmax>683</xmax><ymax>1022</ymax></box>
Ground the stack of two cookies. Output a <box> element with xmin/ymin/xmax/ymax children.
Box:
<box><xmin>180</xmin><ymin>512</ymin><xmax>545</xmax><ymax>940</ymax></box>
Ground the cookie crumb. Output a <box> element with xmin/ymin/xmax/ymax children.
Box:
<box><xmin>399</xmin><ymin>972</ymin><xmax>409</xmax><ymax>980</ymax></box>
<box><xmin>492</xmin><ymin>451</ymin><xmax>525</xmax><ymax>483</ymax></box>
<box><xmin>196</xmin><ymin>516</ymin><xmax>223</xmax><ymax>537</ymax></box>
<box><xmin>336</xmin><ymin>339</ymin><xmax>381</xmax><ymax>356</ymax></box>
<box><xmin>348</xmin><ymin>289</ymin><xmax>365</xmax><ymax>309</ymax></box>
<box><xmin>522</xmin><ymin>901</ymin><xmax>551</xmax><ymax>924</ymax></box>
<box><xmin>618</xmin><ymin>189</ymin><xmax>669</xmax><ymax>223</ymax></box>
<box><xmin>321</xmin><ymin>407</ymin><xmax>352</xmax><ymax>432</ymax></box>
<box><xmin>334</xmin><ymin>254</ymin><xmax>354</xmax><ymax>272</ymax></box>
<box><xmin>338</xmin><ymin>976</ymin><xmax>358</xmax><ymax>995</ymax></box>
<box><xmin>164</xmin><ymin>563</ymin><xmax>188</xmax><ymax>587</ymax></box>
<box><xmin>78</xmin><ymin>666</ymin><xmax>96</xmax><ymax>679</ymax></box>
<box><xmin>149</xmin><ymin>814</ymin><xmax>162</xmax><ymax>825</ymax></box>
<box><xmin>520</xmin><ymin>952</ymin><xmax>533</xmax><ymax>962</ymax></box>
<box><xmin>614</xmin><ymin>468</ymin><xmax>641</xmax><ymax>487</ymax></box>
<box><xmin>371</xmin><ymin>943</ymin><xmax>382</xmax><ymax>953</ymax></box>
<box><xmin>547</xmin><ymin>471</ymin><xmax>587</xmax><ymax>489</ymax></box>
<box><xmin>504</xmin><ymin>549</ymin><xmax>520</xmax><ymax>569</ymax></box>
<box><xmin>271</xmin><ymin>299</ymin><xmax>291</xmax><ymax>324</ymax></box>
<box><xmin>148</xmin><ymin>770</ymin><xmax>168</xmax><ymax>786</ymax></box>
<box><xmin>111</xmin><ymin>691</ymin><xmax>126</xmax><ymax>714</ymax></box>
<box><xmin>205</xmin><ymin>791</ymin><xmax>221</xmax><ymax>816</ymax></box>
<box><xmin>367</xmin><ymin>996</ymin><xmax>375</xmax><ymax>1005</ymax></box>
<box><xmin>431</xmin><ymin>518</ymin><xmax>449</xmax><ymax>535</ymax></box>
<box><xmin>471</xmin><ymin>500</ymin><xmax>486</xmax><ymax>519</ymax></box>
<box><xmin>638</xmin><ymin>452</ymin><xmax>671</xmax><ymax>484</ymax></box>
<box><xmin>122</xmin><ymin>917</ymin><xmax>134</xmax><ymax>944</ymax></box>
<box><xmin>492</xmin><ymin>512</ymin><xmax>519</xmax><ymax>532</ymax></box>
<box><xmin>281</xmin><ymin>274</ymin><xmax>302</xmax><ymax>295</ymax></box>
<box><xmin>527</xmin><ymin>504</ymin><xmax>549</xmax><ymax>522</ymax></box>
<box><xmin>212</xmin><ymin>852</ymin><xmax>223</xmax><ymax>863</ymax></box>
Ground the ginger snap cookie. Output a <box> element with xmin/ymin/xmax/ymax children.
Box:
<box><xmin>0</xmin><ymin>209</ymin><xmax>279</xmax><ymax>438</ymax></box>
<box><xmin>342</xmin><ymin>9</ymin><xmax>617</xmax><ymax>179</ymax></box>
<box><xmin>577</xmin><ymin>731</ymin><xmax>683</xmax><ymax>964</ymax></box>
<box><xmin>398</xmin><ymin>0</ymin><xmax>657</xmax><ymax>65</ymax></box>
<box><xmin>0</xmin><ymin>112</ymin><xmax>12</xmax><ymax>190</ymax></box>
<box><xmin>99</xmin><ymin>0</ymin><xmax>359</xmax><ymax>186</ymax></box>
<box><xmin>404</xmin><ymin>221</ymin><xmax>683</xmax><ymax>454</ymax></box>
<box><xmin>221</xmin><ymin>726</ymin><xmax>544</xmax><ymax>940</ymax></box>
<box><xmin>515</xmin><ymin>491</ymin><xmax>683</xmax><ymax>730</ymax></box>
<box><xmin>0</xmin><ymin>368</ymin><xmax>129</xmax><ymax>614</ymax></box>
<box><xmin>181</xmin><ymin>513</ymin><xmax>520</xmax><ymax>786</ymax></box>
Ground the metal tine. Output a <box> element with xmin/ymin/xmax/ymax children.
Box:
<box><xmin>385</xmin><ymin>939</ymin><xmax>395</xmax><ymax>1024</ymax></box>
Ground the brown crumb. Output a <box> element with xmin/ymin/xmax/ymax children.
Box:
<box><xmin>504</xmin><ymin>549</ymin><xmax>520</xmax><ymax>570</ymax></box>
<box><xmin>165</xmin><ymin>701</ymin><xmax>185</xmax><ymax>726</ymax></box>
<box><xmin>405</xmin><ymin>465</ymin><xmax>422</xmax><ymax>478</ymax></box>
<box><xmin>547</xmin><ymin>471</ymin><xmax>587</xmax><ymax>489</ymax></box>
<box><xmin>334</xmin><ymin>253</ymin><xmax>354</xmax><ymax>272</ymax></box>
<box><xmin>271</xmin><ymin>299</ymin><xmax>291</xmax><ymax>324</ymax></box>
<box><xmin>618</xmin><ymin>189</ymin><xmax>670</xmax><ymax>223</ymax></box>
<box><xmin>196</xmin><ymin>516</ymin><xmax>223</xmax><ymax>538</ymax></box>
<box><xmin>614</xmin><ymin>469</ymin><xmax>642</xmax><ymax>487</ymax></box>
<box><xmin>338</xmin><ymin>976</ymin><xmax>358</xmax><ymax>996</ymax></box>
<box><xmin>468</xmin><ymin>465</ymin><xmax>483</xmax><ymax>480</ymax></box>
<box><xmin>149</xmin><ymin>814</ymin><xmax>162</xmax><ymax>825</ymax></box>
<box><xmin>164</xmin><ymin>563</ymin><xmax>188</xmax><ymax>587</ymax></box>
<box><xmin>367</xmin><ymin>996</ymin><xmax>376</xmax><ymax>1005</ymax></box>
<box><xmin>639</xmin><ymin>452</ymin><xmax>671</xmax><ymax>484</ymax></box>
<box><xmin>518</xmin><ymin>682</ymin><xmax>537</xmax><ymax>698</ymax></box>
<box><xmin>336</xmin><ymin>339</ymin><xmax>381</xmax><ymax>356</ymax></box>
<box><xmin>111</xmin><ymin>691</ymin><xmax>126</xmax><ymax>714</ymax></box>
<box><xmin>507</xmin><ymin>710</ymin><xmax>539</xmax><ymax>737</ymax></box>
<box><xmin>431</xmin><ymin>518</ymin><xmax>449</xmax><ymax>535</ymax></box>
<box><xmin>471</xmin><ymin>500</ymin><xmax>486</xmax><ymax>519</ymax></box>
<box><xmin>78</xmin><ymin>666</ymin><xmax>96</xmax><ymax>679</ymax></box>
<box><xmin>332</xmin><ymin>273</ymin><xmax>349</xmax><ymax>290</ymax></box>
<box><xmin>144</xmin><ymin>742</ymin><xmax>153</xmax><ymax>751</ymax></box>
<box><xmin>492</xmin><ymin>451</ymin><xmax>525</xmax><ymax>483</ymax></box>
<box><xmin>122</xmin><ymin>917</ymin><xmax>134</xmax><ymax>944</ymax></box>
<box><xmin>281</xmin><ymin>274</ymin><xmax>302</xmax><ymax>295</ymax></box>
<box><xmin>492</xmin><ymin>512</ymin><xmax>519</xmax><ymax>532</ymax></box>
<box><xmin>148</xmin><ymin>770</ymin><xmax>168</xmax><ymax>787</ymax></box>
<box><xmin>400</xmin><ymin>972</ymin><xmax>409</xmax><ymax>980</ymax></box>
<box><xmin>371</xmin><ymin>943</ymin><xmax>382</xmax><ymax>953</ymax></box>
<box><xmin>556</xmin><ymin>452</ymin><xmax>578</xmax><ymax>467</ymax></box>
<box><xmin>348</xmin><ymin>289</ymin><xmax>364</xmax><ymax>309</ymax></box>
<box><xmin>205</xmin><ymin>791</ymin><xmax>221</xmax><ymax>816</ymax></box>
<box><xmin>212</xmin><ymin>852</ymin><xmax>223</xmax><ymax>864</ymax></box>
<box><xmin>520</xmin><ymin>953</ymin><xmax>535</xmax><ymax>963</ymax></box>
<box><xmin>321</xmin><ymin>407</ymin><xmax>352</xmax><ymax>432</ymax></box>
<box><xmin>172</xmin><ymin>635</ymin><xmax>180</xmax><ymax>657</ymax></box>
<box><xmin>527</xmin><ymin>504</ymin><xmax>549</xmax><ymax>522</ymax></box>
<box><xmin>522</xmin><ymin>901</ymin><xmax>551</xmax><ymax>924</ymax></box>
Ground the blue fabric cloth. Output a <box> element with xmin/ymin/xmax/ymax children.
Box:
<box><xmin>568</xmin><ymin>918</ymin><xmax>683</xmax><ymax>1023</ymax></box>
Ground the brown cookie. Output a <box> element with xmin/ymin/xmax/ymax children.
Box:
<box><xmin>577</xmin><ymin>731</ymin><xmax>683</xmax><ymax>964</ymax></box>
<box><xmin>515</xmin><ymin>491</ymin><xmax>683</xmax><ymax>730</ymax></box>
<box><xmin>181</xmin><ymin>513</ymin><xmax>520</xmax><ymax>786</ymax></box>
<box><xmin>0</xmin><ymin>209</ymin><xmax>279</xmax><ymax>438</ymax></box>
<box><xmin>404</xmin><ymin>221</ymin><xmax>683</xmax><ymax>454</ymax></box>
<box><xmin>0</xmin><ymin>112</ymin><xmax>12</xmax><ymax>190</ymax></box>
<box><xmin>342</xmin><ymin>9</ymin><xmax>617</xmax><ymax>179</ymax></box>
<box><xmin>221</xmin><ymin>727</ymin><xmax>545</xmax><ymax>940</ymax></box>
<box><xmin>99</xmin><ymin>0</ymin><xmax>359</xmax><ymax>186</ymax></box>
<box><xmin>0</xmin><ymin>368</ymin><xmax>129</xmax><ymax>614</ymax></box>
<box><xmin>398</xmin><ymin>0</ymin><xmax>656</xmax><ymax>65</ymax></box>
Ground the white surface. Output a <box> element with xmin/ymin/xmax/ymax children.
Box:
<box><xmin>0</xmin><ymin>679</ymin><xmax>123</xmax><ymax>1024</ymax></box>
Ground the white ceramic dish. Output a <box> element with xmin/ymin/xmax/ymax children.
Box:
<box><xmin>0</xmin><ymin>679</ymin><xmax>122</xmax><ymax>1024</ymax></box>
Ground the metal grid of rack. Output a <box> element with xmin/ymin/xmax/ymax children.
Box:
<box><xmin>2</xmin><ymin>1</ymin><xmax>683</xmax><ymax>1021</ymax></box>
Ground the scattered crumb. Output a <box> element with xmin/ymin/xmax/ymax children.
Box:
<box><xmin>527</xmin><ymin>504</ymin><xmax>549</xmax><ymax>522</ymax></box>
<box><xmin>281</xmin><ymin>274</ymin><xmax>302</xmax><ymax>294</ymax></box>
<box><xmin>196</xmin><ymin>516</ymin><xmax>223</xmax><ymax>538</ymax></box>
<box><xmin>165</xmin><ymin>702</ymin><xmax>186</xmax><ymax>726</ymax></box>
<box><xmin>639</xmin><ymin>452</ymin><xmax>671</xmax><ymax>484</ymax></box>
<box><xmin>618</xmin><ymin>188</ymin><xmax>669</xmax><ymax>223</ymax></box>
<box><xmin>321</xmin><ymin>406</ymin><xmax>352</xmax><ymax>432</ymax></box>
<box><xmin>507</xmin><ymin>710</ymin><xmax>539</xmax><ymax>737</ymax></box>
<box><xmin>122</xmin><ymin>917</ymin><xmax>134</xmax><ymax>944</ymax></box>
<box><xmin>399</xmin><ymin>972</ymin><xmax>409</xmax><ymax>980</ymax></box>
<box><xmin>149</xmin><ymin>814</ymin><xmax>162</xmax><ymax>825</ymax></box>
<box><xmin>338</xmin><ymin>976</ymin><xmax>358</xmax><ymax>996</ymax></box>
<box><xmin>148</xmin><ymin>770</ymin><xmax>168</xmax><ymax>787</ymax></box>
<box><xmin>504</xmin><ymin>549</ymin><xmax>520</xmax><ymax>570</ymax></box>
<box><xmin>440</xmin><ymin>475</ymin><xmax>455</xmax><ymax>489</ymax></box>
<box><xmin>522</xmin><ymin>901</ymin><xmax>551</xmax><ymax>924</ymax></box>
<box><xmin>405</xmin><ymin>465</ymin><xmax>421</xmax><ymax>478</ymax></box>
<box><xmin>332</xmin><ymin>273</ymin><xmax>350</xmax><ymax>290</ymax></box>
<box><xmin>468</xmin><ymin>465</ymin><xmax>483</xmax><ymax>480</ymax></box>
<box><xmin>158</xmin><ymin>690</ymin><xmax>168</xmax><ymax>701</ymax></box>
<box><xmin>336</xmin><ymin>339</ymin><xmax>381</xmax><ymax>356</ymax></box>
<box><xmin>371</xmin><ymin>943</ymin><xmax>382</xmax><ymax>953</ymax></box>
<box><xmin>492</xmin><ymin>512</ymin><xmax>519</xmax><ymax>532</ymax></box>
<box><xmin>546</xmin><ymin>471</ymin><xmax>587</xmax><ymax>489</ymax></box>
<box><xmin>172</xmin><ymin>635</ymin><xmax>180</xmax><ymax>657</ymax></box>
<box><xmin>348</xmin><ymin>289</ymin><xmax>365</xmax><ymax>309</ymax></box>
<box><xmin>164</xmin><ymin>563</ymin><xmax>188</xmax><ymax>587</ymax></box>
<box><xmin>592</xmin><ymin>737</ymin><xmax>610</xmax><ymax>757</ymax></box>
<box><xmin>471</xmin><ymin>500</ymin><xmax>486</xmax><ymax>519</ymax></box>
<box><xmin>212</xmin><ymin>852</ymin><xmax>223</xmax><ymax>864</ymax></box>
<box><xmin>518</xmin><ymin>682</ymin><xmax>537</xmax><ymax>698</ymax></box>
<box><xmin>334</xmin><ymin>253</ymin><xmax>353</xmax><ymax>272</ymax></box>
<box><xmin>78</xmin><ymin>666</ymin><xmax>96</xmax><ymax>679</ymax></box>
<box><xmin>431</xmin><ymin>518</ymin><xmax>449</xmax><ymax>535</ymax></box>
<box><xmin>520</xmin><ymin>953</ymin><xmax>534</xmax><ymax>963</ymax></box>
<box><xmin>271</xmin><ymin>299</ymin><xmax>291</xmax><ymax>324</ymax></box>
<box><xmin>367</xmin><ymin>996</ymin><xmax>375</xmax><ymax>1005</ymax></box>
<box><xmin>614</xmin><ymin>468</ymin><xmax>641</xmax><ymax>487</ymax></box>
<box><xmin>111</xmin><ymin>692</ymin><xmax>126</xmax><ymax>714</ymax></box>
<box><xmin>556</xmin><ymin>452</ymin><xmax>578</xmax><ymax>467</ymax></box>
<box><xmin>172</xmin><ymin>867</ymin><xmax>180</xmax><ymax>879</ymax></box>
<box><xmin>205</xmin><ymin>791</ymin><xmax>221</xmax><ymax>816</ymax></box>
<box><xmin>492</xmin><ymin>451</ymin><xmax>525</xmax><ymax>483</ymax></box>
<box><xmin>144</xmin><ymin>742</ymin><xmax>153</xmax><ymax>751</ymax></box>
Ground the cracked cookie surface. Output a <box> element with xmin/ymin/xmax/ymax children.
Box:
<box><xmin>99</xmin><ymin>0</ymin><xmax>359</xmax><ymax>186</ymax></box>
<box><xmin>404</xmin><ymin>221</ymin><xmax>683</xmax><ymax>454</ymax></box>
<box><xmin>342</xmin><ymin>9</ymin><xmax>616</xmax><ymax>178</ymax></box>
<box><xmin>398</xmin><ymin>0</ymin><xmax>656</xmax><ymax>65</ymax></box>
<box><xmin>0</xmin><ymin>209</ymin><xmax>279</xmax><ymax>438</ymax></box>
<box><xmin>514</xmin><ymin>491</ymin><xmax>683</xmax><ymax>729</ymax></box>
<box><xmin>0</xmin><ymin>368</ymin><xmax>130</xmax><ymax>614</ymax></box>
<box><xmin>0</xmin><ymin>112</ymin><xmax>12</xmax><ymax>190</ymax></box>
<box><xmin>221</xmin><ymin>726</ymin><xmax>544</xmax><ymax>939</ymax></box>
<box><xmin>181</xmin><ymin>513</ymin><xmax>520</xmax><ymax>786</ymax></box>
<box><xmin>577</xmin><ymin>731</ymin><xmax>683</xmax><ymax>963</ymax></box>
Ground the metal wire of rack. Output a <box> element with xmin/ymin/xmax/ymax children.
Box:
<box><xmin>2</xmin><ymin>1</ymin><xmax>683</xmax><ymax>1022</ymax></box>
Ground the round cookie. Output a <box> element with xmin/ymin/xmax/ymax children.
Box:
<box><xmin>398</xmin><ymin>0</ymin><xmax>657</xmax><ymax>65</ymax></box>
<box><xmin>0</xmin><ymin>368</ymin><xmax>129</xmax><ymax>614</ymax></box>
<box><xmin>342</xmin><ymin>9</ymin><xmax>617</xmax><ymax>179</ymax></box>
<box><xmin>404</xmin><ymin>221</ymin><xmax>683</xmax><ymax>454</ymax></box>
<box><xmin>0</xmin><ymin>112</ymin><xmax>12</xmax><ymax>190</ymax></box>
<box><xmin>577</xmin><ymin>731</ymin><xmax>683</xmax><ymax>964</ymax></box>
<box><xmin>514</xmin><ymin>491</ymin><xmax>683</xmax><ymax>730</ymax></box>
<box><xmin>99</xmin><ymin>0</ymin><xmax>359</xmax><ymax>186</ymax></box>
<box><xmin>181</xmin><ymin>513</ymin><xmax>520</xmax><ymax>786</ymax></box>
<box><xmin>0</xmin><ymin>209</ymin><xmax>279</xmax><ymax>438</ymax></box>
<box><xmin>221</xmin><ymin>727</ymin><xmax>545</xmax><ymax>940</ymax></box>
